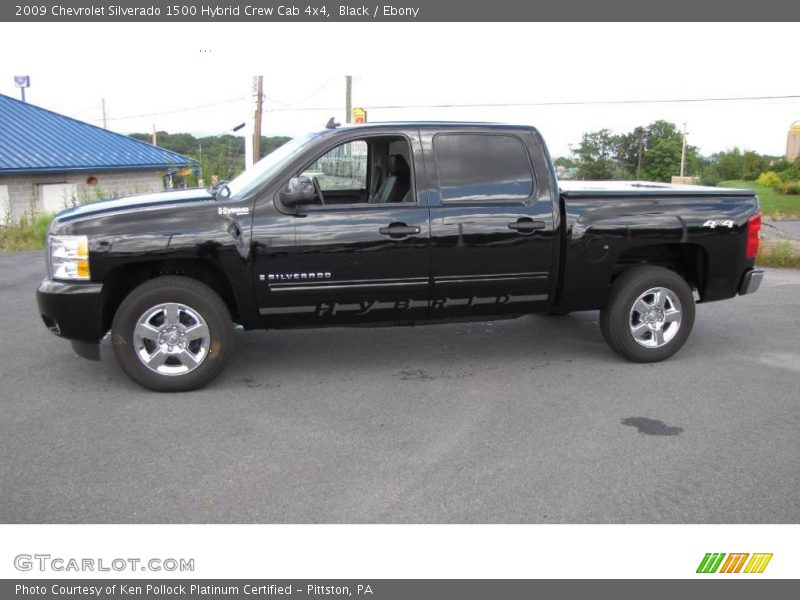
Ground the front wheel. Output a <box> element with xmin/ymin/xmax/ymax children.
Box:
<box><xmin>111</xmin><ymin>276</ymin><xmax>233</xmax><ymax>391</ymax></box>
<box><xmin>600</xmin><ymin>266</ymin><xmax>695</xmax><ymax>362</ymax></box>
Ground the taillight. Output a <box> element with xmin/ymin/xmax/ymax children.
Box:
<box><xmin>745</xmin><ymin>212</ymin><xmax>761</xmax><ymax>259</ymax></box>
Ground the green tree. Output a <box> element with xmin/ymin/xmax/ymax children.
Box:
<box><xmin>260</xmin><ymin>136</ymin><xmax>292</xmax><ymax>159</ymax></box>
<box><xmin>553</xmin><ymin>156</ymin><xmax>577</xmax><ymax>169</ymax></box>
<box><xmin>571</xmin><ymin>121</ymin><xmax>699</xmax><ymax>182</ymax></box>
<box><xmin>572</xmin><ymin>129</ymin><xmax>618</xmax><ymax>180</ymax></box>
<box><xmin>642</xmin><ymin>137</ymin><xmax>683</xmax><ymax>182</ymax></box>
<box><xmin>769</xmin><ymin>158</ymin><xmax>792</xmax><ymax>173</ymax></box>
<box><xmin>741</xmin><ymin>151</ymin><xmax>768</xmax><ymax>181</ymax></box>
<box><xmin>709</xmin><ymin>148</ymin><xmax>744</xmax><ymax>181</ymax></box>
<box><xmin>614</xmin><ymin>126</ymin><xmax>647</xmax><ymax>179</ymax></box>
<box><xmin>129</xmin><ymin>131</ymin><xmax>292</xmax><ymax>185</ymax></box>
<box><xmin>639</xmin><ymin>121</ymin><xmax>699</xmax><ymax>182</ymax></box>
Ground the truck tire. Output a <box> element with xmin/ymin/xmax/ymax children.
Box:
<box><xmin>111</xmin><ymin>276</ymin><xmax>233</xmax><ymax>392</ymax></box>
<box><xmin>599</xmin><ymin>266</ymin><xmax>694</xmax><ymax>363</ymax></box>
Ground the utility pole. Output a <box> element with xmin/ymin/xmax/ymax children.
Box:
<box><xmin>345</xmin><ymin>75</ymin><xmax>352</xmax><ymax>124</ymax></box>
<box><xmin>680</xmin><ymin>122</ymin><xmax>688</xmax><ymax>178</ymax></box>
<box><xmin>253</xmin><ymin>76</ymin><xmax>263</xmax><ymax>161</ymax></box>
<box><xmin>101</xmin><ymin>98</ymin><xmax>107</xmax><ymax>129</ymax></box>
<box><xmin>152</xmin><ymin>123</ymin><xmax>157</xmax><ymax>146</ymax></box>
<box><xmin>635</xmin><ymin>127</ymin><xmax>645</xmax><ymax>180</ymax></box>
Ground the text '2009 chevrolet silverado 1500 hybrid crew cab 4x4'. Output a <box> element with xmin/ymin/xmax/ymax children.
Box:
<box><xmin>37</xmin><ymin>122</ymin><xmax>764</xmax><ymax>391</ymax></box>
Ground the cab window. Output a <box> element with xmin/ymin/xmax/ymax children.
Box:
<box><xmin>298</xmin><ymin>135</ymin><xmax>414</xmax><ymax>207</ymax></box>
<box><xmin>303</xmin><ymin>140</ymin><xmax>368</xmax><ymax>193</ymax></box>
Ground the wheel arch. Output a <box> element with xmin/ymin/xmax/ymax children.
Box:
<box><xmin>611</xmin><ymin>242</ymin><xmax>708</xmax><ymax>299</ymax></box>
<box><xmin>100</xmin><ymin>259</ymin><xmax>244</xmax><ymax>334</ymax></box>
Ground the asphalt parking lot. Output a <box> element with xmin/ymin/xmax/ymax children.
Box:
<box><xmin>1</xmin><ymin>252</ymin><xmax>798</xmax><ymax>523</ymax></box>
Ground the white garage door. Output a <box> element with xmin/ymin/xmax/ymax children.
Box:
<box><xmin>0</xmin><ymin>185</ymin><xmax>9</xmax><ymax>222</ymax></box>
<box><xmin>40</xmin><ymin>183</ymin><xmax>78</xmax><ymax>213</ymax></box>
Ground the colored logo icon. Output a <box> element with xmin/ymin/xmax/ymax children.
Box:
<box><xmin>696</xmin><ymin>553</ymin><xmax>773</xmax><ymax>574</ymax></box>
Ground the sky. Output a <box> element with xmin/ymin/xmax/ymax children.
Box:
<box><xmin>0</xmin><ymin>22</ymin><xmax>798</xmax><ymax>158</ymax></box>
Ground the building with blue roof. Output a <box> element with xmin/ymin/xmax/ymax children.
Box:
<box><xmin>0</xmin><ymin>93</ymin><xmax>196</xmax><ymax>220</ymax></box>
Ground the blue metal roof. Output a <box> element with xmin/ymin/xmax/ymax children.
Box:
<box><xmin>0</xmin><ymin>93</ymin><xmax>196</xmax><ymax>174</ymax></box>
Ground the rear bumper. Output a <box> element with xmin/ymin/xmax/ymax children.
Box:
<box><xmin>36</xmin><ymin>278</ymin><xmax>105</xmax><ymax>344</ymax></box>
<box><xmin>739</xmin><ymin>268</ymin><xmax>765</xmax><ymax>295</ymax></box>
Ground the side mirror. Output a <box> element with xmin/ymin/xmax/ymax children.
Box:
<box><xmin>279</xmin><ymin>176</ymin><xmax>317</xmax><ymax>207</ymax></box>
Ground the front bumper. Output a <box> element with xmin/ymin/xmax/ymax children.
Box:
<box><xmin>739</xmin><ymin>268</ymin><xmax>765</xmax><ymax>295</ymax></box>
<box><xmin>37</xmin><ymin>278</ymin><xmax>105</xmax><ymax>347</ymax></box>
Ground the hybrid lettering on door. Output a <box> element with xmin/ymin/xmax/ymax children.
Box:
<box><xmin>260</xmin><ymin>294</ymin><xmax>547</xmax><ymax>316</ymax></box>
<box><xmin>315</xmin><ymin>294</ymin><xmax>542</xmax><ymax>316</ymax></box>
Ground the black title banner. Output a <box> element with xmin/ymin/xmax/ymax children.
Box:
<box><xmin>4</xmin><ymin>0</ymin><xmax>800</xmax><ymax>21</ymax></box>
<box><xmin>4</xmin><ymin>580</ymin><xmax>800</xmax><ymax>599</ymax></box>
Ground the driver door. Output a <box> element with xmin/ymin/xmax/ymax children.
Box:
<box><xmin>254</xmin><ymin>130</ymin><xmax>431</xmax><ymax>327</ymax></box>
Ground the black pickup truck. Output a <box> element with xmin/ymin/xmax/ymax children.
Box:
<box><xmin>37</xmin><ymin>122</ymin><xmax>764</xmax><ymax>391</ymax></box>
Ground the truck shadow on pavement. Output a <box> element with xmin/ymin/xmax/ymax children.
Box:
<box><xmin>218</xmin><ymin>312</ymin><xmax>615</xmax><ymax>379</ymax></box>
<box><xmin>78</xmin><ymin>309</ymin><xmax>700</xmax><ymax>393</ymax></box>
<box><xmin>70</xmin><ymin>310</ymin><xmax>698</xmax><ymax>394</ymax></box>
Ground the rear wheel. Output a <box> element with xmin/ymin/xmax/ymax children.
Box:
<box><xmin>600</xmin><ymin>266</ymin><xmax>694</xmax><ymax>362</ymax></box>
<box><xmin>111</xmin><ymin>276</ymin><xmax>233</xmax><ymax>391</ymax></box>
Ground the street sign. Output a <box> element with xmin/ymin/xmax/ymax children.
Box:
<box><xmin>352</xmin><ymin>107</ymin><xmax>367</xmax><ymax>124</ymax></box>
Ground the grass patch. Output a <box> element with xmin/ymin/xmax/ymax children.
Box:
<box><xmin>757</xmin><ymin>239</ymin><xmax>800</xmax><ymax>268</ymax></box>
<box><xmin>719</xmin><ymin>180</ymin><xmax>800</xmax><ymax>219</ymax></box>
<box><xmin>0</xmin><ymin>213</ymin><xmax>53</xmax><ymax>253</ymax></box>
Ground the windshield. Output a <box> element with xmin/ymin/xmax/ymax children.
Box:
<box><xmin>226</xmin><ymin>132</ymin><xmax>320</xmax><ymax>198</ymax></box>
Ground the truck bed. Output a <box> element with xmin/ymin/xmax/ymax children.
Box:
<box><xmin>555</xmin><ymin>179</ymin><xmax>760</xmax><ymax>312</ymax></box>
<box><xmin>559</xmin><ymin>180</ymin><xmax>755</xmax><ymax>198</ymax></box>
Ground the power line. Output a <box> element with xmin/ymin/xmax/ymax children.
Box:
<box><xmin>69</xmin><ymin>102</ymin><xmax>101</xmax><ymax>117</ymax></box>
<box><xmin>263</xmin><ymin>93</ymin><xmax>800</xmax><ymax>113</ymax></box>
<box><xmin>95</xmin><ymin>96</ymin><xmax>246</xmax><ymax>122</ymax></box>
<box><xmin>262</xmin><ymin>76</ymin><xmax>337</xmax><ymax>107</ymax></box>
<box><xmin>90</xmin><ymin>91</ymin><xmax>800</xmax><ymax>126</ymax></box>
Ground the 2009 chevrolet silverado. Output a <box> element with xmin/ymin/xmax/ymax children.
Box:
<box><xmin>37</xmin><ymin>122</ymin><xmax>764</xmax><ymax>391</ymax></box>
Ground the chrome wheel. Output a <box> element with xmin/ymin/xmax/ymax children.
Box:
<box><xmin>133</xmin><ymin>302</ymin><xmax>210</xmax><ymax>376</ymax></box>
<box><xmin>628</xmin><ymin>287</ymin><xmax>682</xmax><ymax>348</ymax></box>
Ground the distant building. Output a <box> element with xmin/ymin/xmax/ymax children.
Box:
<box><xmin>787</xmin><ymin>120</ymin><xmax>800</xmax><ymax>162</ymax></box>
<box><xmin>0</xmin><ymin>93</ymin><xmax>196</xmax><ymax>221</ymax></box>
<box><xmin>556</xmin><ymin>165</ymin><xmax>577</xmax><ymax>180</ymax></box>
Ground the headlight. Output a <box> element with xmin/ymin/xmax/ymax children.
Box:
<box><xmin>49</xmin><ymin>235</ymin><xmax>90</xmax><ymax>281</ymax></box>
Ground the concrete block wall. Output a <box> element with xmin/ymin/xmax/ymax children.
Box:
<box><xmin>0</xmin><ymin>169</ymin><xmax>166</xmax><ymax>221</ymax></box>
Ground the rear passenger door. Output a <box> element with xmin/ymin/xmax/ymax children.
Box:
<box><xmin>425</xmin><ymin>129</ymin><xmax>557</xmax><ymax>318</ymax></box>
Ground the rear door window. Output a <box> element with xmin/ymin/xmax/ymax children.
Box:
<box><xmin>433</xmin><ymin>133</ymin><xmax>533</xmax><ymax>202</ymax></box>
